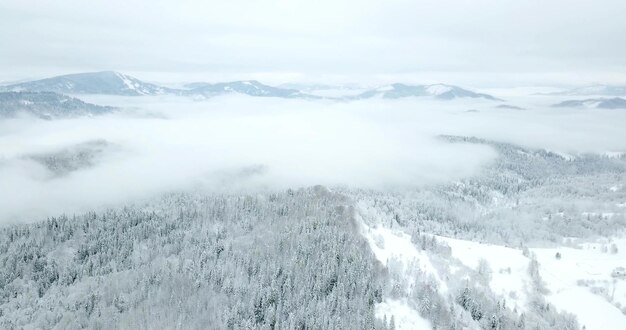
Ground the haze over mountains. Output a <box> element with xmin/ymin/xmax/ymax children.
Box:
<box><xmin>546</xmin><ymin>85</ymin><xmax>626</xmax><ymax>97</ymax></box>
<box><xmin>553</xmin><ymin>97</ymin><xmax>626</xmax><ymax>110</ymax></box>
<box><xmin>351</xmin><ymin>83</ymin><xmax>502</xmax><ymax>101</ymax></box>
<box><xmin>183</xmin><ymin>80</ymin><xmax>314</xmax><ymax>99</ymax></box>
<box><xmin>4</xmin><ymin>71</ymin><xmax>626</xmax><ymax>123</ymax></box>
<box><xmin>2</xmin><ymin>71</ymin><xmax>168</xmax><ymax>96</ymax></box>
<box><xmin>0</xmin><ymin>71</ymin><xmax>502</xmax><ymax>101</ymax></box>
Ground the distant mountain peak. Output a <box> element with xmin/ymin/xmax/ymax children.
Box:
<box><xmin>552</xmin><ymin>97</ymin><xmax>626</xmax><ymax>109</ymax></box>
<box><xmin>183</xmin><ymin>80</ymin><xmax>319</xmax><ymax>99</ymax></box>
<box><xmin>1</xmin><ymin>72</ymin><xmax>502</xmax><ymax>101</ymax></box>
<box><xmin>547</xmin><ymin>85</ymin><xmax>626</xmax><ymax>96</ymax></box>
<box><xmin>424</xmin><ymin>84</ymin><xmax>454</xmax><ymax>95</ymax></box>
<box><xmin>2</xmin><ymin>71</ymin><xmax>168</xmax><ymax>96</ymax></box>
<box><xmin>352</xmin><ymin>83</ymin><xmax>500</xmax><ymax>101</ymax></box>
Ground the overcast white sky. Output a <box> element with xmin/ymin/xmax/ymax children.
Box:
<box><xmin>1</xmin><ymin>0</ymin><xmax>625</xmax><ymax>86</ymax></box>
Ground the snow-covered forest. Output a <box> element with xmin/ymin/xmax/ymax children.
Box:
<box><xmin>2</xmin><ymin>0</ymin><xmax>626</xmax><ymax>328</ymax></box>
<box><xmin>1</xmin><ymin>129</ymin><xmax>625</xmax><ymax>329</ymax></box>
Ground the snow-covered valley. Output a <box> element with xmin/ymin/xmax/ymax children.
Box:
<box><xmin>1</xmin><ymin>85</ymin><xmax>626</xmax><ymax>329</ymax></box>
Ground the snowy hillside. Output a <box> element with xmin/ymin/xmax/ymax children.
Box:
<box><xmin>352</xmin><ymin>83</ymin><xmax>501</xmax><ymax>101</ymax></box>
<box><xmin>0</xmin><ymin>91</ymin><xmax>115</xmax><ymax>119</ymax></box>
<box><xmin>553</xmin><ymin>98</ymin><xmax>626</xmax><ymax>109</ymax></box>
<box><xmin>183</xmin><ymin>80</ymin><xmax>317</xmax><ymax>98</ymax></box>
<box><xmin>1</xmin><ymin>71</ymin><xmax>170</xmax><ymax>96</ymax></box>
<box><xmin>0</xmin><ymin>72</ymin><xmax>325</xmax><ymax>99</ymax></box>
<box><xmin>433</xmin><ymin>235</ymin><xmax>626</xmax><ymax>330</ymax></box>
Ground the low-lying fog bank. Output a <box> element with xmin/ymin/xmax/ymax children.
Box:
<box><xmin>1</xmin><ymin>94</ymin><xmax>625</xmax><ymax>224</ymax></box>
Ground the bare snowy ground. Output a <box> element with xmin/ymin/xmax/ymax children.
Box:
<box><xmin>532</xmin><ymin>239</ymin><xmax>626</xmax><ymax>330</ymax></box>
<box><xmin>435</xmin><ymin>235</ymin><xmax>533</xmax><ymax>313</ymax></box>
<box><xmin>357</xmin><ymin>199</ymin><xmax>626</xmax><ymax>329</ymax></box>
<box><xmin>441</xmin><ymin>235</ymin><xmax>626</xmax><ymax>329</ymax></box>
<box><xmin>358</xmin><ymin>209</ymin><xmax>433</xmax><ymax>330</ymax></box>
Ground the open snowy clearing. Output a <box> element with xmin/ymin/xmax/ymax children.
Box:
<box><xmin>532</xmin><ymin>238</ymin><xmax>626</xmax><ymax>330</ymax></box>
<box><xmin>375</xmin><ymin>299</ymin><xmax>431</xmax><ymax>330</ymax></box>
<box><xmin>359</xmin><ymin>219</ymin><xmax>433</xmax><ymax>330</ymax></box>
<box><xmin>435</xmin><ymin>236</ymin><xmax>533</xmax><ymax>313</ymax></box>
<box><xmin>358</xmin><ymin>191</ymin><xmax>626</xmax><ymax>329</ymax></box>
<box><xmin>438</xmin><ymin>235</ymin><xmax>626</xmax><ymax>329</ymax></box>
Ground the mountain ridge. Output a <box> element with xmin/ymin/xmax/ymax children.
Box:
<box><xmin>1</xmin><ymin>72</ymin><xmax>502</xmax><ymax>101</ymax></box>
<box><xmin>349</xmin><ymin>83</ymin><xmax>501</xmax><ymax>101</ymax></box>
<box><xmin>552</xmin><ymin>97</ymin><xmax>626</xmax><ymax>109</ymax></box>
<box><xmin>1</xmin><ymin>71</ymin><xmax>170</xmax><ymax>96</ymax></box>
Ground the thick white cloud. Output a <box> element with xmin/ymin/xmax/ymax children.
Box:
<box><xmin>2</xmin><ymin>94</ymin><xmax>626</xmax><ymax>224</ymax></box>
<box><xmin>0</xmin><ymin>96</ymin><xmax>499</xmax><ymax>223</ymax></box>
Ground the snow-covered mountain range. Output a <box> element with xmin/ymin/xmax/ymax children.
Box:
<box><xmin>351</xmin><ymin>83</ymin><xmax>501</xmax><ymax>101</ymax></box>
<box><xmin>547</xmin><ymin>85</ymin><xmax>626</xmax><ymax>97</ymax></box>
<box><xmin>183</xmin><ymin>80</ymin><xmax>317</xmax><ymax>99</ymax></box>
<box><xmin>1</xmin><ymin>72</ymin><xmax>501</xmax><ymax>101</ymax></box>
<box><xmin>553</xmin><ymin>97</ymin><xmax>626</xmax><ymax>109</ymax></box>
<box><xmin>1</xmin><ymin>71</ymin><xmax>170</xmax><ymax>96</ymax></box>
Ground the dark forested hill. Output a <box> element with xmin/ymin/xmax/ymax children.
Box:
<box><xmin>0</xmin><ymin>91</ymin><xmax>114</xmax><ymax>119</ymax></box>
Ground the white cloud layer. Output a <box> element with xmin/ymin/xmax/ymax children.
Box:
<box><xmin>2</xmin><ymin>95</ymin><xmax>626</xmax><ymax>224</ymax></box>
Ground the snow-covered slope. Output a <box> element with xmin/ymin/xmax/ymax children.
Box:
<box><xmin>1</xmin><ymin>71</ymin><xmax>169</xmax><ymax>96</ymax></box>
<box><xmin>436</xmin><ymin>236</ymin><xmax>533</xmax><ymax>313</ymax></box>
<box><xmin>553</xmin><ymin>97</ymin><xmax>626</xmax><ymax>109</ymax></box>
<box><xmin>435</xmin><ymin>235</ymin><xmax>626</xmax><ymax>330</ymax></box>
<box><xmin>531</xmin><ymin>239</ymin><xmax>626</xmax><ymax>330</ymax></box>
<box><xmin>0</xmin><ymin>72</ymin><xmax>325</xmax><ymax>99</ymax></box>
<box><xmin>183</xmin><ymin>80</ymin><xmax>317</xmax><ymax>98</ymax></box>
<box><xmin>353</xmin><ymin>83</ymin><xmax>501</xmax><ymax>101</ymax></box>
<box><xmin>279</xmin><ymin>83</ymin><xmax>368</xmax><ymax>98</ymax></box>
<box><xmin>0</xmin><ymin>91</ymin><xmax>115</xmax><ymax>119</ymax></box>
<box><xmin>358</xmin><ymin>208</ymin><xmax>433</xmax><ymax>330</ymax></box>
<box><xmin>548</xmin><ymin>85</ymin><xmax>626</xmax><ymax>97</ymax></box>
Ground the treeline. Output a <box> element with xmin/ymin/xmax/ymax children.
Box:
<box><xmin>0</xmin><ymin>187</ymin><xmax>384</xmax><ymax>329</ymax></box>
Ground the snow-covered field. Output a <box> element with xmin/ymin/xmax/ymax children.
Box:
<box><xmin>358</xmin><ymin>194</ymin><xmax>626</xmax><ymax>330</ymax></box>
<box><xmin>441</xmin><ymin>235</ymin><xmax>626</xmax><ymax>329</ymax></box>
<box><xmin>532</xmin><ymin>239</ymin><xmax>626</xmax><ymax>330</ymax></box>
<box><xmin>412</xmin><ymin>233</ymin><xmax>626</xmax><ymax>329</ymax></box>
<box><xmin>436</xmin><ymin>236</ymin><xmax>533</xmax><ymax>313</ymax></box>
<box><xmin>359</xmin><ymin>217</ymin><xmax>433</xmax><ymax>330</ymax></box>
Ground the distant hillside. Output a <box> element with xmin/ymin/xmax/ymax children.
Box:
<box><xmin>183</xmin><ymin>80</ymin><xmax>318</xmax><ymax>98</ymax></box>
<box><xmin>1</xmin><ymin>72</ymin><xmax>322</xmax><ymax>99</ymax></box>
<box><xmin>1</xmin><ymin>71</ymin><xmax>170</xmax><ymax>96</ymax></box>
<box><xmin>351</xmin><ymin>83</ymin><xmax>501</xmax><ymax>101</ymax></box>
<box><xmin>0</xmin><ymin>91</ymin><xmax>115</xmax><ymax>119</ymax></box>
<box><xmin>553</xmin><ymin>97</ymin><xmax>626</xmax><ymax>109</ymax></box>
<box><xmin>1</xmin><ymin>72</ymin><xmax>503</xmax><ymax>102</ymax></box>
